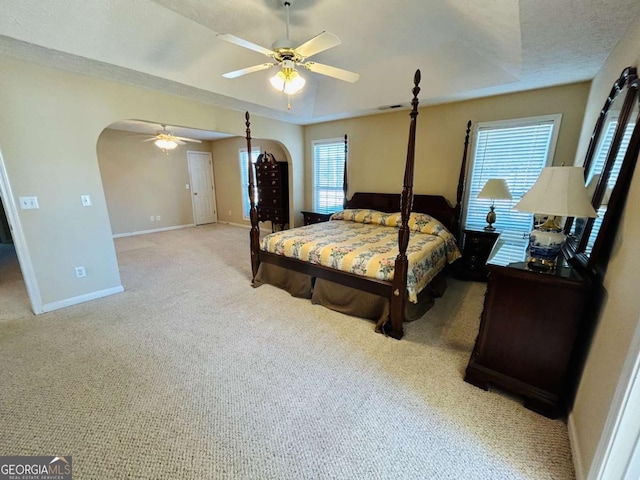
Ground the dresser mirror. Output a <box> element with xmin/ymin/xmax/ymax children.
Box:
<box><xmin>564</xmin><ymin>66</ymin><xmax>640</xmax><ymax>276</ymax></box>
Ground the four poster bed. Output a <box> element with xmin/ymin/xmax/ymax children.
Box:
<box><xmin>245</xmin><ymin>70</ymin><xmax>472</xmax><ymax>339</ymax></box>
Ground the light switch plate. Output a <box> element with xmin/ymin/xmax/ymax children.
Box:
<box><xmin>19</xmin><ymin>196</ymin><xmax>39</xmax><ymax>209</ymax></box>
<box><xmin>81</xmin><ymin>194</ymin><xmax>92</xmax><ymax>206</ymax></box>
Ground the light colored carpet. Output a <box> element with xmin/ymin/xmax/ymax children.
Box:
<box><xmin>0</xmin><ymin>224</ymin><xmax>575</xmax><ymax>479</ymax></box>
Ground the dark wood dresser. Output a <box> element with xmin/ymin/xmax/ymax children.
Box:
<box><xmin>457</xmin><ymin>228</ymin><xmax>499</xmax><ymax>281</ymax></box>
<box><xmin>256</xmin><ymin>152</ymin><xmax>289</xmax><ymax>231</ymax></box>
<box><xmin>301</xmin><ymin>211</ymin><xmax>333</xmax><ymax>226</ymax></box>
<box><xmin>464</xmin><ymin>251</ymin><xmax>591</xmax><ymax>418</ymax></box>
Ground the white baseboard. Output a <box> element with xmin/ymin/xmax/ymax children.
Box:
<box><xmin>112</xmin><ymin>224</ymin><xmax>195</xmax><ymax>238</ymax></box>
<box><xmin>568</xmin><ymin>411</ymin><xmax>587</xmax><ymax>480</ymax></box>
<box><xmin>41</xmin><ymin>285</ymin><xmax>124</xmax><ymax>313</ymax></box>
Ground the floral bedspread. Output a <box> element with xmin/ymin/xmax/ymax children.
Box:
<box><xmin>260</xmin><ymin>209</ymin><xmax>461</xmax><ymax>303</ymax></box>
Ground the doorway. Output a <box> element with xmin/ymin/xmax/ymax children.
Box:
<box><xmin>0</xmin><ymin>151</ymin><xmax>42</xmax><ymax>314</ymax></box>
<box><xmin>187</xmin><ymin>151</ymin><xmax>217</xmax><ymax>225</ymax></box>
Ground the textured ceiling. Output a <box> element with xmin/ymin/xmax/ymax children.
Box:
<box><xmin>1</xmin><ymin>0</ymin><xmax>640</xmax><ymax>126</ymax></box>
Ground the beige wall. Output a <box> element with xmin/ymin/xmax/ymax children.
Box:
<box><xmin>211</xmin><ymin>137</ymin><xmax>287</xmax><ymax>226</ymax></box>
<box><xmin>570</xmin><ymin>17</ymin><xmax>640</xmax><ymax>478</ymax></box>
<box><xmin>0</xmin><ymin>55</ymin><xmax>303</xmax><ymax>311</ymax></box>
<box><xmin>304</xmin><ymin>82</ymin><xmax>590</xmax><ymax>210</ymax></box>
<box><xmin>98</xmin><ymin>130</ymin><xmax>289</xmax><ymax>234</ymax></box>
<box><xmin>97</xmin><ymin>129</ymin><xmax>213</xmax><ymax>235</ymax></box>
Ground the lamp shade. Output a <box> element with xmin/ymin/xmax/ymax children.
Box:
<box><xmin>477</xmin><ymin>178</ymin><xmax>512</xmax><ymax>200</ymax></box>
<box><xmin>513</xmin><ymin>166</ymin><xmax>597</xmax><ymax>218</ymax></box>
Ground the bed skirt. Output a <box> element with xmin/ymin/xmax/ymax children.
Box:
<box><xmin>253</xmin><ymin>263</ymin><xmax>447</xmax><ymax>332</ymax></box>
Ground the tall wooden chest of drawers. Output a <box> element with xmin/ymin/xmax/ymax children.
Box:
<box><xmin>255</xmin><ymin>152</ymin><xmax>289</xmax><ymax>231</ymax></box>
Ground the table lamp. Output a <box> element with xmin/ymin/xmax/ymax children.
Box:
<box><xmin>513</xmin><ymin>166</ymin><xmax>597</xmax><ymax>271</ymax></box>
<box><xmin>477</xmin><ymin>178</ymin><xmax>512</xmax><ymax>231</ymax></box>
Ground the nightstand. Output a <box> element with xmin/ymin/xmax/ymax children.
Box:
<box><xmin>301</xmin><ymin>211</ymin><xmax>334</xmax><ymax>226</ymax></box>
<box><xmin>464</xmin><ymin>246</ymin><xmax>591</xmax><ymax>418</ymax></box>
<box><xmin>457</xmin><ymin>228</ymin><xmax>499</xmax><ymax>281</ymax></box>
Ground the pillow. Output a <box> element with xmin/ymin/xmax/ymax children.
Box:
<box><xmin>332</xmin><ymin>209</ymin><xmax>460</xmax><ymax>263</ymax></box>
<box><xmin>331</xmin><ymin>209</ymin><xmax>447</xmax><ymax>235</ymax></box>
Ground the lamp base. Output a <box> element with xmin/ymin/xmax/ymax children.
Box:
<box><xmin>484</xmin><ymin>205</ymin><xmax>496</xmax><ymax>231</ymax></box>
<box><xmin>527</xmin><ymin>216</ymin><xmax>566</xmax><ymax>272</ymax></box>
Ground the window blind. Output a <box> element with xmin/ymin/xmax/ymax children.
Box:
<box><xmin>465</xmin><ymin>118</ymin><xmax>558</xmax><ymax>265</ymax></box>
<box><xmin>239</xmin><ymin>148</ymin><xmax>260</xmax><ymax>218</ymax></box>
<box><xmin>313</xmin><ymin>139</ymin><xmax>345</xmax><ymax>214</ymax></box>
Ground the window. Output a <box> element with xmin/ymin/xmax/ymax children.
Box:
<box><xmin>464</xmin><ymin>115</ymin><xmax>561</xmax><ymax>265</ymax></box>
<box><xmin>239</xmin><ymin>147</ymin><xmax>260</xmax><ymax>219</ymax></box>
<box><xmin>582</xmin><ymin>118</ymin><xmax>634</xmax><ymax>254</ymax></box>
<box><xmin>312</xmin><ymin>139</ymin><xmax>346</xmax><ymax>214</ymax></box>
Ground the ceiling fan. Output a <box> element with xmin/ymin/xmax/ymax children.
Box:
<box><xmin>217</xmin><ymin>0</ymin><xmax>360</xmax><ymax>92</ymax></box>
<box><xmin>143</xmin><ymin>125</ymin><xmax>202</xmax><ymax>152</ymax></box>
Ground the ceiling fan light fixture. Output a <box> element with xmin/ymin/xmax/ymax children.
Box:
<box><xmin>270</xmin><ymin>65</ymin><xmax>305</xmax><ymax>95</ymax></box>
<box><xmin>154</xmin><ymin>137</ymin><xmax>178</xmax><ymax>151</ymax></box>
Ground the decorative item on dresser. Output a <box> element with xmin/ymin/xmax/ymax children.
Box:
<box><xmin>255</xmin><ymin>151</ymin><xmax>289</xmax><ymax>232</ymax></box>
<box><xmin>301</xmin><ymin>211</ymin><xmax>333</xmax><ymax>226</ymax></box>
<box><xmin>456</xmin><ymin>228</ymin><xmax>499</xmax><ymax>281</ymax></box>
<box><xmin>465</xmin><ymin>66</ymin><xmax>640</xmax><ymax>418</ymax></box>
<box><xmin>513</xmin><ymin>166</ymin><xmax>597</xmax><ymax>272</ymax></box>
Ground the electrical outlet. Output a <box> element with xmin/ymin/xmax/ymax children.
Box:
<box><xmin>150</xmin><ymin>216</ymin><xmax>155</xmax><ymax>221</ymax></box>
<box><xmin>185</xmin><ymin>184</ymin><xmax>190</xmax><ymax>190</ymax></box>
<box><xmin>228</xmin><ymin>210</ymin><xmax>232</xmax><ymax>216</ymax></box>
<box><xmin>75</xmin><ymin>266</ymin><xmax>86</xmax><ymax>278</ymax></box>
<box><xmin>155</xmin><ymin>215</ymin><xmax>161</xmax><ymax>221</ymax></box>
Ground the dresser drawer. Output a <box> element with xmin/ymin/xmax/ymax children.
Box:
<box><xmin>258</xmin><ymin>207</ymin><xmax>285</xmax><ymax>223</ymax></box>
<box><xmin>257</xmin><ymin>186</ymin><xmax>281</xmax><ymax>201</ymax></box>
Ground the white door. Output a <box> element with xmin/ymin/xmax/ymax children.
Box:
<box><xmin>187</xmin><ymin>151</ymin><xmax>217</xmax><ymax>225</ymax></box>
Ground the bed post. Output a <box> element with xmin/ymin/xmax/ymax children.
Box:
<box><xmin>454</xmin><ymin>120</ymin><xmax>472</xmax><ymax>241</ymax></box>
<box><xmin>387</xmin><ymin>69</ymin><xmax>421</xmax><ymax>340</ymax></box>
<box><xmin>343</xmin><ymin>134</ymin><xmax>348</xmax><ymax>208</ymax></box>
<box><xmin>246</xmin><ymin>112</ymin><xmax>261</xmax><ymax>281</ymax></box>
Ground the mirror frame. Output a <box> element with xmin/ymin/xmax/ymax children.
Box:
<box><xmin>564</xmin><ymin>66</ymin><xmax>640</xmax><ymax>277</ymax></box>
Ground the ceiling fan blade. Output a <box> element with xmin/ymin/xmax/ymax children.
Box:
<box><xmin>174</xmin><ymin>139</ymin><xmax>186</xmax><ymax>145</ymax></box>
<box><xmin>222</xmin><ymin>63</ymin><xmax>275</xmax><ymax>79</ymax></box>
<box><xmin>143</xmin><ymin>137</ymin><xmax>157</xmax><ymax>142</ymax></box>
<box><xmin>304</xmin><ymin>62</ymin><xmax>360</xmax><ymax>83</ymax></box>
<box><xmin>175</xmin><ymin>136</ymin><xmax>202</xmax><ymax>143</ymax></box>
<box><xmin>295</xmin><ymin>31</ymin><xmax>341</xmax><ymax>59</ymax></box>
<box><xmin>217</xmin><ymin>34</ymin><xmax>275</xmax><ymax>57</ymax></box>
